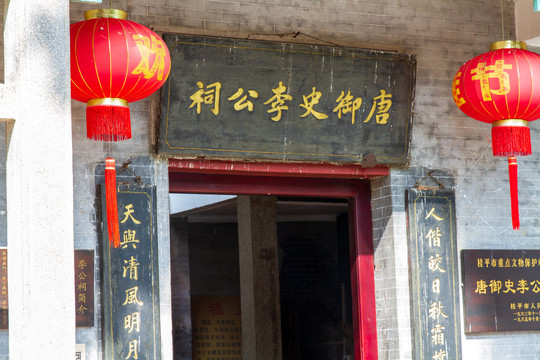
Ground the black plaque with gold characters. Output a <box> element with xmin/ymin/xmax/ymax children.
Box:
<box><xmin>462</xmin><ymin>249</ymin><xmax>540</xmax><ymax>332</ymax></box>
<box><xmin>100</xmin><ymin>185</ymin><xmax>161</xmax><ymax>360</ymax></box>
<box><xmin>159</xmin><ymin>34</ymin><xmax>416</xmax><ymax>165</ymax></box>
<box><xmin>407</xmin><ymin>188</ymin><xmax>462</xmax><ymax>360</ymax></box>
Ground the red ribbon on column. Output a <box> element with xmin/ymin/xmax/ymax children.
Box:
<box><xmin>105</xmin><ymin>158</ymin><xmax>120</xmax><ymax>248</ymax></box>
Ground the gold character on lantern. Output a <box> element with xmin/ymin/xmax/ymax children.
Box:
<box><xmin>132</xmin><ymin>34</ymin><xmax>168</xmax><ymax>81</ymax></box>
<box><xmin>452</xmin><ymin>71</ymin><xmax>466</xmax><ymax>107</ymax></box>
<box><xmin>470</xmin><ymin>59</ymin><xmax>512</xmax><ymax>101</ymax></box>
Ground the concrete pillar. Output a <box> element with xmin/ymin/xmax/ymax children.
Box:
<box><xmin>237</xmin><ymin>196</ymin><xmax>282</xmax><ymax>360</ymax></box>
<box><xmin>3</xmin><ymin>0</ymin><xmax>75</xmax><ymax>359</ymax></box>
<box><xmin>170</xmin><ymin>217</ymin><xmax>192</xmax><ymax>360</ymax></box>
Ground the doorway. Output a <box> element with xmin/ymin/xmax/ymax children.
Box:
<box><xmin>169</xmin><ymin>170</ymin><xmax>378</xmax><ymax>360</ymax></box>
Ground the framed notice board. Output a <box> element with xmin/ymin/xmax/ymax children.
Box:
<box><xmin>159</xmin><ymin>34</ymin><xmax>416</xmax><ymax>165</ymax></box>
<box><xmin>462</xmin><ymin>249</ymin><xmax>540</xmax><ymax>332</ymax></box>
<box><xmin>191</xmin><ymin>295</ymin><xmax>242</xmax><ymax>360</ymax></box>
<box><xmin>0</xmin><ymin>249</ymin><xmax>95</xmax><ymax>329</ymax></box>
<box><xmin>75</xmin><ymin>250</ymin><xmax>94</xmax><ymax>327</ymax></box>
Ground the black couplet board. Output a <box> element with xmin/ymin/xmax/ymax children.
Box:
<box><xmin>159</xmin><ymin>34</ymin><xmax>416</xmax><ymax>165</ymax></box>
<box><xmin>100</xmin><ymin>185</ymin><xmax>161</xmax><ymax>360</ymax></box>
<box><xmin>407</xmin><ymin>188</ymin><xmax>462</xmax><ymax>360</ymax></box>
<box><xmin>462</xmin><ymin>249</ymin><xmax>540</xmax><ymax>332</ymax></box>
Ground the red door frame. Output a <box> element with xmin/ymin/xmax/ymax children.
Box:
<box><xmin>169</xmin><ymin>159</ymin><xmax>386</xmax><ymax>360</ymax></box>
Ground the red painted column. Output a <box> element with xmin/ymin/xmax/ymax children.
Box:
<box><xmin>350</xmin><ymin>183</ymin><xmax>378</xmax><ymax>360</ymax></box>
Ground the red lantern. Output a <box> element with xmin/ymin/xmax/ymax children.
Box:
<box><xmin>70</xmin><ymin>9</ymin><xmax>171</xmax><ymax>246</ymax></box>
<box><xmin>453</xmin><ymin>41</ymin><xmax>540</xmax><ymax>229</ymax></box>
<box><xmin>70</xmin><ymin>9</ymin><xmax>171</xmax><ymax>141</ymax></box>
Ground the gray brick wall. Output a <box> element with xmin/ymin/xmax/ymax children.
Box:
<box><xmin>65</xmin><ymin>0</ymin><xmax>540</xmax><ymax>359</ymax></box>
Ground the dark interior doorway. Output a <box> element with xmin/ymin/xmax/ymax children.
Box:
<box><xmin>278</xmin><ymin>200</ymin><xmax>354</xmax><ymax>360</ymax></box>
<box><xmin>170</xmin><ymin>195</ymin><xmax>354</xmax><ymax>360</ymax></box>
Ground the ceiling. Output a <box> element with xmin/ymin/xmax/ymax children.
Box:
<box><xmin>172</xmin><ymin>197</ymin><xmax>349</xmax><ymax>223</ymax></box>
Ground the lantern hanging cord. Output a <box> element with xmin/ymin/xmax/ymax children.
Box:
<box><xmin>499</xmin><ymin>0</ymin><xmax>512</xmax><ymax>41</ymax></box>
<box><xmin>500</xmin><ymin>0</ymin><xmax>505</xmax><ymax>40</ymax></box>
<box><xmin>98</xmin><ymin>0</ymin><xmax>112</xmax><ymax>9</ymax></box>
<box><xmin>506</xmin><ymin>0</ymin><xmax>512</xmax><ymax>40</ymax></box>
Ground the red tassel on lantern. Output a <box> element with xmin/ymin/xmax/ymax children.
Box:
<box><xmin>508</xmin><ymin>157</ymin><xmax>520</xmax><ymax>230</ymax></box>
<box><xmin>86</xmin><ymin>98</ymin><xmax>131</xmax><ymax>141</ymax></box>
<box><xmin>491</xmin><ymin>120</ymin><xmax>532</xmax><ymax>157</ymax></box>
<box><xmin>105</xmin><ymin>158</ymin><xmax>120</xmax><ymax>248</ymax></box>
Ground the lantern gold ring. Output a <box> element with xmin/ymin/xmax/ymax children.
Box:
<box><xmin>490</xmin><ymin>41</ymin><xmax>527</xmax><ymax>51</ymax></box>
<box><xmin>492</xmin><ymin>119</ymin><xmax>529</xmax><ymax>128</ymax></box>
<box><xmin>87</xmin><ymin>98</ymin><xmax>129</xmax><ymax>108</ymax></box>
<box><xmin>84</xmin><ymin>9</ymin><xmax>127</xmax><ymax>20</ymax></box>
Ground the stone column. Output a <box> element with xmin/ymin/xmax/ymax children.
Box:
<box><xmin>170</xmin><ymin>217</ymin><xmax>192</xmax><ymax>360</ymax></box>
<box><xmin>3</xmin><ymin>0</ymin><xmax>75</xmax><ymax>358</ymax></box>
<box><xmin>237</xmin><ymin>196</ymin><xmax>282</xmax><ymax>360</ymax></box>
